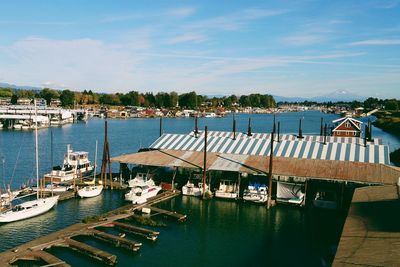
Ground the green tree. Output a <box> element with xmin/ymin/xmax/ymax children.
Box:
<box><xmin>60</xmin><ymin>89</ymin><xmax>75</xmax><ymax>107</ymax></box>
<box><xmin>0</xmin><ymin>88</ymin><xmax>13</xmax><ymax>97</ymax></box>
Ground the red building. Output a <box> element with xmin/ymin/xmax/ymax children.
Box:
<box><xmin>332</xmin><ymin>117</ymin><xmax>362</xmax><ymax>137</ymax></box>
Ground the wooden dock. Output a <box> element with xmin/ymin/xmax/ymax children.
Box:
<box><xmin>144</xmin><ymin>205</ymin><xmax>187</xmax><ymax>222</ymax></box>
<box><xmin>333</xmin><ymin>185</ymin><xmax>400</xmax><ymax>266</ymax></box>
<box><xmin>111</xmin><ymin>221</ymin><xmax>160</xmax><ymax>241</ymax></box>
<box><xmin>0</xmin><ymin>190</ymin><xmax>180</xmax><ymax>266</ymax></box>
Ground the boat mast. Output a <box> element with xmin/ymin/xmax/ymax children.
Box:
<box><xmin>34</xmin><ymin>100</ymin><xmax>39</xmax><ymax>200</ymax></box>
<box><xmin>94</xmin><ymin>139</ymin><xmax>98</xmax><ymax>181</ymax></box>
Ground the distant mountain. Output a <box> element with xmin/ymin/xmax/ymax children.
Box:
<box><xmin>0</xmin><ymin>82</ymin><xmax>41</xmax><ymax>91</ymax></box>
<box><xmin>275</xmin><ymin>90</ymin><xmax>366</xmax><ymax>103</ymax></box>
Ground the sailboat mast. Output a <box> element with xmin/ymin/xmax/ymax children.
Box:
<box><xmin>34</xmin><ymin>100</ymin><xmax>39</xmax><ymax>200</ymax></box>
<box><xmin>94</xmin><ymin>139</ymin><xmax>98</xmax><ymax>181</ymax></box>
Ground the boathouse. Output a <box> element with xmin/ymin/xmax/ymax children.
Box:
<box><xmin>332</xmin><ymin>117</ymin><xmax>362</xmax><ymax>137</ymax></box>
<box><xmin>111</xmin><ymin>130</ymin><xmax>397</xmax><ymax>186</ymax></box>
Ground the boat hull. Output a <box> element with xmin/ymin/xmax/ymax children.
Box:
<box><xmin>0</xmin><ymin>196</ymin><xmax>59</xmax><ymax>223</ymax></box>
<box><xmin>215</xmin><ymin>192</ymin><xmax>238</xmax><ymax>199</ymax></box>
<box><xmin>77</xmin><ymin>185</ymin><xmax>103</xmax><ymax>198</ymax></box>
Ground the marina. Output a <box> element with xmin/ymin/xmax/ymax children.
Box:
<box><xmin>0</xmin><ymin>112</ymin><xmax>399</xmax><ymax>266</ymax></box>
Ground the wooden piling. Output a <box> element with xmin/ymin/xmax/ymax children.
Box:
<box><xmin>112</xmin><ymin>221</ymin><xmax>159</xmax><ymax>240</ymax></box>
<box><xmin>89</xmin><ymin>229</ymin><xmax>142</xmax><ymax>252</ymax></box>
<box><xmin>63</xmin><ymin>238</ymin><xmax>117</xmax><ymax>265</ymax></box>
<box><xmin>267</xmin><ymin>130</ymin><xmax>275</xmax><ymax>209</ymax></box>
<box><xmin>203</xmin><ymin>126</ymin><xmax>208</xmax><ymax>196</ymax></box>
<box><xmin>144</xmin><ymin>206</ymin><xmax>187</xmax><ymax>222</ymax></box>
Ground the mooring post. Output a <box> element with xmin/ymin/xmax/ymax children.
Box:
<box><xmin>364</xmin><ymin>125</ymin><xmax>368</xmax><ymax>147</ymax></box>
<box><xmin>194</xmin><ymin>115</ymin><xmax>199</xmax><ymax>137</ymax></box>
<box><xmin>320</xmin><ymin>117</ymin><xmax>324</xmax><ymax>136</ymax></box>
<box><xmin>368</xmin><ymin>120</ymin><xmax>373</xmax><ymax>141</ymax></box>
<box><xmin>203</xmin><ymin>126</ymin><xmax>208</xmax><ymax>196</ymax></box>
<box><xmin>159</xmin><ymin>117</ymin><xmax>163</xmax><ymax>137</ymax></box>
<box><xmin>298</xmin><ymin>118</ymin><xmax>303</xmax><ymax>139</ymax></box>
<box><xmin>247</xmin><ymin>117</ymin><xmax>252</xmax><ymax>136</ymax></box>
<box><xmin>267</xmin><ymin>130</ymin><xmax>275</xmax><ymax>209</ymax></box>
<box><xmin>277</xmin><ymin>121</ymin><xmax>281</xmax><ymax>142</ymax></box>
<box><xmin>233</xmin><ymin>116</ymin><xmax>236</xmax><ymax>140</ymax></box>
<box><xmin>323</xmin><ymin>123</ymin><xmax>327</xmax><ymax>145</ymax></box>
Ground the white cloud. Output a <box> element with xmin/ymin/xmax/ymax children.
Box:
<box><xmin>349</xmin><ymin>39</ymin><xmax>400</xmax><ymax>46</ymax></box>
<box><xmin>166</xmin><ymin>33</ymin><xmax>207</xmax><ymax>44</ymax></box>
<box><xmin>283</xmin><ymin>34</ymin><xmax>325</xmax><ymax>46</ymax></box>
<box><xmin>166</xmin><ymin>7</ymin><xmax>196</xmax><ymax>18</ymax></box>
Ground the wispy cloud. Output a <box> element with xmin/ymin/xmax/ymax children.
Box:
<box><xmin>373</xmin><ymin>0</ymin><xmax>399</xmax><ymax>9</ymax></box>
<box><xmin>185</xmin><ymin>8</ymin><xmax>289</xmax><ymax>31</ymax></box>
<box><xmin>349</xmin><ymin>39</ymin><xmax>400</xmax><ymax>46</ymax></box>
<box><xmin>166</xmin><ymin>7</ymin><xmax>196</xmax><ymax>18</ymax></box>
<box><xmin>282</xmin><ymin>34</ymin><xmax>325</xmax><ymax>46</ymax></box>
<box><xmin>166</xmin><ymin>33</ymin><xmax>207</xmax><ymax>44</ymax></box>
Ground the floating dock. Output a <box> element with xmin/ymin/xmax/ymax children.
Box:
<box><xmin>0</xmin><ymin>190</ymin><xmax>180</xmax><ymax>266</ymax></box>
<box><xmin>144</xmin><ymin>205</ymin><xmax>187</xmax><ymax>222</ymax></box>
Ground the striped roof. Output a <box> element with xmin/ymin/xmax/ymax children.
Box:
<box><xmin>150</xmin><ymin>130</ymin><xmax>389</xmax><ymax>165</ymax></box>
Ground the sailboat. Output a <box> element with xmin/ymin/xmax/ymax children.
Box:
<box><xmin>0</xmin><ymin>100</ymin><xmax>59</xmax><ymax>223</ymax></box>
<box><xmin>77</xmin><ymin>140</ymin><xmax>103</xmax><ymax>198</ymax></box>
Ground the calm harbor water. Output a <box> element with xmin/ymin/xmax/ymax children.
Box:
<box><xmin>0</xmin><ymin>111</ymin><xmax>399</xmax><ymax>266</ymax></box>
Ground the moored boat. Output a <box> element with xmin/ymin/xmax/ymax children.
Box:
<box><xmin>243</xmin><ymin>183</ymin><xmax>268</xmax><ymax>203</ymax></box>
<box><xmin>77</xmin><ymin>185</ymin><xmax>103</xmax><ymax>198</ymax></box>
<box><xmin>215</xmin><ymin>180</ymin><xmax>238</xmax><ymax>199</ymax></box>
<box><xmin>125</xmin><ymin>184</ymin><xmax>162</xmax><ymax>204</ymax></box>
<box><xmin>44</xmin><ymin>145</ymin><xmax>94</xmax><ymax>183</ymax></box>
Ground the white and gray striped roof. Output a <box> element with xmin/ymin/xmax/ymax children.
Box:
<box><xmin>150</xmin><ymin>130</ymin><xmax>389</xmax><ymax>165</ymax></box>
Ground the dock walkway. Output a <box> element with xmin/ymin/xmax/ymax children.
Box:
<box><xmin>0</xmin><ymin>190</ymin><xmax>180</xmax><ymax>266</ymax></box>
<box><xmin>333</xmin><ymin>185</ymin><xmax>400</xmax><ymax>266</ymax></box>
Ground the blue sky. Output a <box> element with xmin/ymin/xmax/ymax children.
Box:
<box><xmin>0</xmin><ymin>0</ymin><xmax>399</xmax><ymax>98</ymax></box>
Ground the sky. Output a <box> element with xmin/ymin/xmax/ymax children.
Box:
<box><xmin>0</xmin><ymin>0</ymin><xmax>399</xmax><ymax>98</ymax></box>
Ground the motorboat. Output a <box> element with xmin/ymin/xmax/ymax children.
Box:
<box><xmin>182</xmin><ymin>180</ymin><xmax>208</xmax><ymax>197</ymax></box>
<box><xmin>276</xmin><ymin>181</ymin><xmax>305</xmax><ymax>206</ymax></box>
<box><xmin>127</xmin><ymin>172</ymin><xmax>155</xmax><ymax>188</ymax></box>
<box><xmin>77</xmin><ymin>185</ymin><xmax>103</xmax><ymax>198</ymax></box>
<box><xmin>215</xmin><ymin>180</ymin><xmax>238</xmax><ymax>199</ymax></box>
<box><xmin>125</xmin><ymin>185</ymin><xmax>162</xmax><ymax>204</ymax></box>
<box><xmin>44</xmin><ymin>145</ymin><xmax>94</xmax><ymax>183</ymax></box>
<box><xmin>243</xmin><ymin>183</ymin><xmax>268</xmax><ymax>203</ymax></box>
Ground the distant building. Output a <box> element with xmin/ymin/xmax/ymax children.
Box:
<box><xmin>50</xmin><ymin>98</ymin><xmax>61</xmax><ymax>107</ymax></box>
<box><xmin>0</xmin><ymin>97</ymin><xmax>11</xmax><ymax>105</ymax></box>
<box><xmin>17</xmin><ymin>98</ymin><xmax>32</xmax><ymax>105</ymax></box>
<box><xmin>332</xmin><ymin>117</ymin><xmax>362</xmax><ymax>137</ymax></box>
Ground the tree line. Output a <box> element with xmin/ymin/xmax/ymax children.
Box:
<box><xmin>0</xmin><ymin>87</ymin><xmax>276</xmax><ymax>109</ymax></box>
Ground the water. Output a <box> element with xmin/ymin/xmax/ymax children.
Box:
<box><xmin>0</xmin><ymin>111</ymin><xmax>399</xmax><ymax>266</ymax></box>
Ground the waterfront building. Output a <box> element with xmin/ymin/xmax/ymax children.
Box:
<box><xmin>332</xmin><ymin>117</ymin><xmax>362</xmax><ymax>137</ymax></box>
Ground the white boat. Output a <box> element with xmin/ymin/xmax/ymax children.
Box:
<box><xmin>77</xmin><ymin>185</ymin><xmax>103</xmax><ymax>198</ymax></box>
<box><xmin>182</xmin><ymin>180</ymin><xmax>208</xmax><ymax>197</ymax></box>
<box><xmin>243</xmin><ymin>183</ymin><xmax>268</xmax><ymax>203</ymax></box>
<box><xmin>313</xmin><ymin>191</ymin><xmax>337</xmax><ymax>209</ymax></box>
<box><xmin>125</xmin><ymin>185</ymin><xmax>162</xmax><ymax>204</ymax></box>
<box><xmin>44</xmin><ymin>145</ymin><xmax>94</xmax><ymax>183</ymax></box>
<box><xmin>276</xmin><ymin>181</ymin><xmax>305</xmax><ymax>206</ymax></box>
<box><xmin>215</xmin><ymin>180</ymin><xmax>238</xmax><ymax>199</ymax></box>
<box><xmin>31</xmin><ymin>184</ymin><xmax>70</xmax><ymax>193</ymax></box>
<box><xmin>0</xmin><ymin>122</ymin><xmax>3</xmax><ymax>129</ymax></box>
<box><xmin>0</xmin><ymin>196</ymin><xmax>59</xmax><ymax>223</ymax></box>
<box><xmin>0</xmin><ymin>100</ymin><xmax>59</xmax><ymax>223</ymax></box>
<box><xmin>127</xmin><ymin>172</ymin><xmax>155</xmax><ymax>188</ymax></box>
<box><xmin>13</xmin><ymin>124</ymin><xmax>22</xmax><ymax>130</ymax></box>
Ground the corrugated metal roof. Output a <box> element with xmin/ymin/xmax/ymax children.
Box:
<box><xmin>110</xmin><ymin>149</ymin><xmax>400</xmax><ymax>185</ymax></box>
<box><xmin>149</xmin><ymin>131</ymin><xmax>388</xmax><ymax>165</ymax></box>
